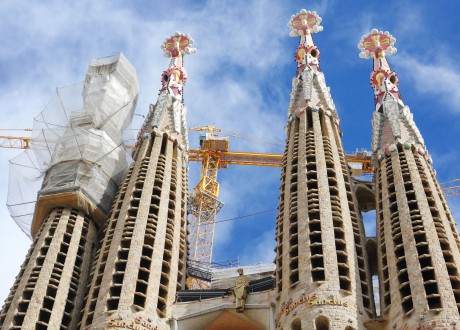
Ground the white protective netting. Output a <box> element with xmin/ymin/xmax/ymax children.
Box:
<box><xmin>7</xmin><ymin>53</ymin><xmax>139</xmax><ymax>238</ymax></box>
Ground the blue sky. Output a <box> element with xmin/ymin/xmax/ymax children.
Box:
<box><xmin>0</xmin><ymin>0</ymin><xmax>460</xmax><ymax>301</ymax></box>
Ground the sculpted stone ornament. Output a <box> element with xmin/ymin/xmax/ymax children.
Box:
<box><xmin>286</xmin><ymin>10</ymin><xmax>338</xmax><ymax>119</ymax></box>
<box><xmin>231</xmin><ymin>268</ymin><xmax>249</xmax><ymax>312</ymax></box>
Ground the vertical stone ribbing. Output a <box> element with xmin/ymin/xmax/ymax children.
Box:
<box><xmin>0</xmin><ymin>222</ymin><xmax>46</xmax><ymax>327</ymax></box>
<box><xmin>276</xmin><ymin>108</ymin><xmax>374</xmax><ymax>329</ymax></box>
<box><xmin>81</xmin><ymin>131</ymin><xmax>187</xmax><ymax>330</ymax></box>
<box><xmin>79</xmin><ymin>163</ymin><xmax>136</xmax><ymax>327</ymax></box>
<box><xmin>176</xmin><ymin>155</ymin><xmax>188</xmax><ymax>291</ymax></box>
<box><xmin>0</xmin><ymin>208</ymin><xmax>96</xmax><ymax>330</ymax></box>
<box><xmin>327</xmin><ymin>112</ymin><xmax>374</xmax><ymax>315</ymax></box>
<box><xmin>415</xmin><ymin>152</ymin><xmax>460</xmax><ymax>314</ymax></box>
<box><xmin>305</xmin><ymin>111</ymin><xmax>325</xmax><ymax>284</ymax></box>
<box><xmin>377</xmin><ymin>144</ymin><xmax>460</xmax><ymax>328</ymax></box>
<box><xmin>275</xmin><ymin>135</ymin><xmax>288</xmax><ymax>296</ymax></box>
<box><xmin>289</xmin><ymin>119</ymin><xmax>300</xmax><ymax>286</ymax></box>
<box><xmin>376</xmin><ymin>167</ymin><xmax>391</xmax><ymax>315</ymax></box>
<box><xmin>320</xmin><ymin>111</ymin><xmax>352</xmax><ymax>293</ymax></box>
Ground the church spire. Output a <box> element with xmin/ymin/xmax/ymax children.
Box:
<box><xmin>275</xmin><ymin>10</ymin><xmax>376</xmax><ymax>329</ymax></box>
<box><xmin>358</xmin><ymin>29</ymin><xmax>426</xmax><ymax>164</ymax></box>
<box><xmin>360</xmin><ymin>30</ymin><xmax>460</xmax><ymax>327</ymax></box>
<box><xmin>140</xmin><ymin>32</ymin><xmax>196</xmax><ymax>147</ymax></box>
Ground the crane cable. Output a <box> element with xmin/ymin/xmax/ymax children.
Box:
<box><xmin>188</xmin><ymin>207</ymin><xmax>277</xmax><ymax>228</ymax></box>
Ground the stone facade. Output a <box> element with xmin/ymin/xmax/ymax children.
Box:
<box><xmin>376</xmin><ymin>145</ymin><xmax>460</xmax><ymax>329</ymax></box>
<box><xmin>275</xmin><ymin>108</ymin><xmax>374</xmax><ymax>330</ymax></box>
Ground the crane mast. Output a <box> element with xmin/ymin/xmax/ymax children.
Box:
<box><xmin>186</xmin><ymin>127</ymin><xmax>227</xmax><ymax>288</ymax></box>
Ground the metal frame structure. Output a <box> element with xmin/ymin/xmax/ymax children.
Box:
<box><xmin>0</xmin><ymin>135</ymin><xmax>30</xmax><ymax>149</ymax></box>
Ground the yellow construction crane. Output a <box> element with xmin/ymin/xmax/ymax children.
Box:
<box><xmin>441</xmin><ymin>179</ymin><xmax>460</xmax><ymax>198</ymax></box>
<box><xmin>186</xmin><ymin>126</ymin><xmax>282</xmax><ymax>288</ymax></box>
<box><xmin>0</xmin><ymin>136</ymin><xmax>30</xmax><ymax>149</ymax></box>
<box><xmin>0</xmin><ymin>129</ymin><xmax>32</xmax><ymax>149</ymax></box>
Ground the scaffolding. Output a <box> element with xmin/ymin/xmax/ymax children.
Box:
<box><xmin>7</xmin><ymin>53</ymin><xmax>139</xmax><ymax>237</ymax></box>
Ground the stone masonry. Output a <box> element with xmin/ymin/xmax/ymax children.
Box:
<box><xmin>359</xmin><ymin>29</ymin><xmax>460</xmax><ymax>329</ymax></box>
<box><xmin>80</xmin><ymin>33</ymin><xmax>193</xmax><ymax>330</ymax></box>
<box><xmin>0</xmin><ymin>208</ymin><xmax>96</xmax><ymax>330</ymax></box>
<box><xmin>80</xmin><ymin>132</ymin><xmax>188</xmax><ymax>330</ymax></box>
<box><xmin>275</xmin><ymin>10</ymin><xmax>375</xmax><ymax>330</ymax></box>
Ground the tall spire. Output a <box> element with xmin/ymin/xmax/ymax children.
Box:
<box><xmin>360</xmin><ymin>30</ymin><xmax>460</xmax><ymax>327</ymax></box>
<box><xmin>275</xmin><ymin>9</ymin><xmax>375</xmax><ymax>329</ymax></box>
<box><xmin>141</xmin><ymin>32</ymin><xmax>196</xmax><ymax>147</ymax></box>
<box><xmin>287</xmin><ymin>10</ymin><xmax>337</xmax><ymax>125</ymax></box>
<box><xmin>358</xmin><ymin>29</ymin><xmax>425</xmax><ymax>164</ymax></box>
<box><xmin>80</xmin><ymin>34</ymin><xmax>194</xmax><ymax>329</ymax></box>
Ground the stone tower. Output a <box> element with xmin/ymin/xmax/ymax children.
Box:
<box><xmin>0</xmin><ymin>54</ymin><xmax>139</xmax><ymax>330</ymax></box>
<box><xmin>80</xmin><ymin>33</ymin><xmax>195</xmax><ymax>330</ymax></box>
<box><xmin>274</xmin><ymin>10</ymin><xmax>375</xmax><ymax>329</ymax></box>
<box><xmin>359</xmin><ymin>30</ymin><xmax>460</xmax><ymax>328</ymax></box>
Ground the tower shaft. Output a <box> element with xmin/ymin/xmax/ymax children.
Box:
<box><xmin>81</xmin><ymin>133</ymin><xmax>187</xmax><ymax>329</ymax></box>
<box><xmin>0</xmin><ymin>208</ymin><xmax>97</xmax><ymax>330</ymax></box>
<box><xmin>376</xmin><ymin>144</ymin><xmax>460</xmax><ymax>328</ymax></box>
<box><xmin>276</xmin><ymin>107</ymin><xmax>374</xmax><ymax>329</ymax></box>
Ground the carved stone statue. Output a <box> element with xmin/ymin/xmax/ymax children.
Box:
<box><xmin>231</xmin><ymin>268</ymin><xmax>249</xmax><ymax>312</ymax></box>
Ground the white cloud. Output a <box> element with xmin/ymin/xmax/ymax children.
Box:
<box><xmin>394</xmin><ymin>55</ymin><xmax>460</xmax><ymax>113</ymax></box>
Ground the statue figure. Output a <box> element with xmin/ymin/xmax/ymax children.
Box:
<box><xmin>231</xmin><ymin>268</ymin><xmax>249</xmax><ymax>312</ymax></box>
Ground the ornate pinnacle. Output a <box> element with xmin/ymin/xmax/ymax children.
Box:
<box><xmin>157</xmin><ymin>32</ymin><xmax>197</xmax><ymax>94</ymax></box>
<box><xmin>160</xmin><ymin>32</ymin><xmax>197</xmax><ymax>58</ymax></box>
<box><xmin>358</xmin><ymin>29</ymin><xmax>397</xmax><ymax>59</ymax></box>
<box><xmin>288</xmin><ymin>9</ymin><xmax>323</xmax><ymax>37</ymax></box>
<box><xmin>139</xmin><ymin>32</ymin><xmax>196</xmax><ymax>143</ymax></box>
<box><xmin>358</xmin><ymin>30</ymin><xmax>426</xmax><ymax>161</ymax></box>
<box><xmin>288</xmin><ymin>10</ymin><xmax>323</xmax><ymax>73</ymax></box>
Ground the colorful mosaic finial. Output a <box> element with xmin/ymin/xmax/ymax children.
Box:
<box><xmin>288</xmin><ymin>10</ymin><xmax>323</xmax><ymax>73</ymax></box>
<box><xmin>359</xmin><ymin>30</ymin><xmax>426</xmax><ymax>164</ymax></box>
<box><xmin>160</xmin><ymin>32</ymin><xmax>196</xmax><ymax>58</ymax></box>
<box><xmin>358</xmin><ymin>29</ymin><xmax>397</xmax><ymax>59</ymax></box>
<box><xmin>358</xmin><ymin>29</ymin><xmax>399</xmax><ymax>96</ymax></box>
<box><xmin>288</xmin><ymin>9</ymin><xmax>323</xmax><ymax>37</ymax></box>
<box><xmin>140</xmin><ymin>32</ymin><xmax>196</xmax><ymax>146</ymax></box>
<box><xmin>286</xmin><ymin>10</ymin><xmax>337</xmax><ymax>121</ymax></box>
